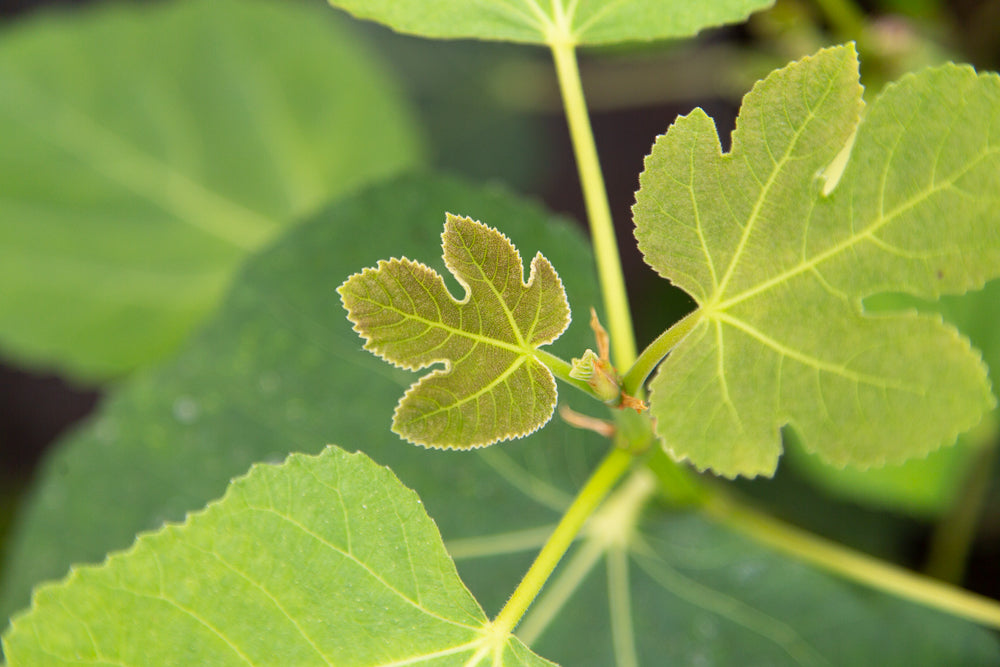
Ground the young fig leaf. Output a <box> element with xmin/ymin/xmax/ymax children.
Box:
<box><xmin>633</xmin><ymin>44</ymin><xmax>1000</xmax><ymax>478</ymax></box>
<box><xmin>339</xmin><ymin>214</ymin><xmax>570</xmax><ymax>449</ymax></box>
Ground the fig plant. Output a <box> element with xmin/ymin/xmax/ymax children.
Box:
<box><xmin>2</xmin><ymin>0</ymin><xmax>1000</xmax><ymax>665</ymax></box>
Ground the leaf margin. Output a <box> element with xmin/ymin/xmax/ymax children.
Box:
<box><xmin>338</xmin><ymin>213</ymin><xmax>572</xmax><ymax>450</ymax></box>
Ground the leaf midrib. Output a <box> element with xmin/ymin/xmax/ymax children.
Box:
<box><xmin>253</xmin><ymin>506</ymin><xmax>482</xmax><ymax>631</ymax></box>
<box><xmin>714</xmin><ymin>311</ymin><xmax>925</xmax><ymax>393</ymax></box>
<box><xmin>452</xmin><ymin>228</ymin><xmax>530</xmax><ymax>349</ymax></box>
<box><xmin>714</xmin><ymin>143</ymin><xmax>999</xmax><ymax>312</ymax></box>
<box><xmin>353</xmin><ymin>292</ymin><xmax>531</xmax><ymax>358</ymax></box>
<box><xmin>711</xmin><ymin>67</ymin><xmax>839</xmax><ymax>302</ymax></box>
<box><xmin>405</xmin><ymin>356</ymin><xmax>533</xmax><ymax>423</ymax></box>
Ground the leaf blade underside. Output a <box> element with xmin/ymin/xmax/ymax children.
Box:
<box><xmin>326</xmin><ymin>0</ymin><xmax>773</xmax><ymax>46</ymax></box>
<box><xmin>339</xmin><ymin>214</ymin><xmax>570</xmax><ymax>449</ymax></box>
<box><xmin>633</xmin><ymin>44</ymin><xmax>1000</xmax><ymax>477</ymax></box>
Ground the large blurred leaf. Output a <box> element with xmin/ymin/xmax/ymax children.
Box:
<box><xmin>327</xmin><ymin>0</ymin><xmax>773</xmax><ymax>46</ymax></box>
<box><xmin>2</xmin><ymin>175</ymin><xmax>997</xmax><ymax>663</ymax></box>
<box><xmin>0</xmin><ymin>0</ymin><xmax>421</xmax><ymax>379</ymax></box>
<box><xmin>3</xmin><ymin>446</ymin><xmax>552</xmax><ymax>666</ymax></box>
<box><xmin>521</xmin><ymin>477</ymin><xmax>999</xmax><ymax>665</ymax></box>
<box><xmin>0</xmin><ymin>173</ymin><xmax>607</xmax><ymax>628</ymax></box>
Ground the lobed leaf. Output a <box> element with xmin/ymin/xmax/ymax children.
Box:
<box><xmin>0</xmin><ymin>0</ymin><xmax>420</xmax><ymax>379</ymax></box>
<box><xmin>633</xmin><ymin>44</ymin><xmax>1000</xmax><ymax>477</ymax></box>
<box><xmin>339</xmin><ymin>214</ymin><xmax>570</xmax><ymax>449</ymax></box>
<box><xmin>326</xmin><ymin>0</ymin><xmax>773</xmax><ymax>47</ymax></box>
<box><xmin>3</xmin><ymin>176</ymin><xmax>996</xmax><ymax>663</ymax></box>
<box><xmin>787</xmin><ymin>279</ymin><xmax>1000</xmax><ymax>516</ymax></box>
<box><xmin>2</xmin><ymin>446</ymin><xmax>554</xmax><ymax>666</ymax></box>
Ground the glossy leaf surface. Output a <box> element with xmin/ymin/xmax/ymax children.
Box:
<box><xmin>340</xmin><ymin>215</ymin><xmax>569</xmax><ymax>448</ymax></box>
<box><xmin>633</xmin><ymin>45</ymin><xmax>1000</xmax><ymax>478</ymax></box>
<box><xmin>0</xmin><ymin>0</ymin><xmax>420</xmax><ymax>379</ymax></box>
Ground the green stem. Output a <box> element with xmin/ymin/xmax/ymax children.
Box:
<box><xmin>492</xmin><ymin>446</ymin><xmax>634</xmax><ymax>635</ymax></box>
<box><xmin>811</xmin><ymin>0</ymin><xmax>866</xmax><ymax>38</ymax></box>
<box><xmin>621</xmin><ymin>308</ymin><xmax>704</xmax><ymax>396</ymax></box>
<box><xmin>703</xmin><ymin>490</ymin><xmax>1000</xmax><ymax>629</ymax></box>
<box><xmin>925</xmin><ymin>439</ymin><xmax>998</xmax><ymax>583</ymax></box>
<box><xmin>550</xmin><ymin>41</ymin><xmax>637</xmax><ymax>370</ymax></box>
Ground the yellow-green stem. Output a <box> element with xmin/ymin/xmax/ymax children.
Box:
<box><xmin>812</xmin><ymin>0</ymin><xmax>866</xmax><ymax>38</ymax></box>
<box><xmin>925</xmin><ymin>440</ymin><xmax>998</xmax><ymax>583</ymax></box>
<box><xmin>622</xmin><ymin>308</ymin><xmax>704</xmax><ymax>396</ymax></box>
<box><xmin>703</xmin><ymin>490</ymin><xmax>1000</xmax><ymax>629</ymax></box>
<box><xmin>550</xmin><ymin>41</ymin><xmax>637</xmax><ymax>370</ymax></box>
<box><xmin>492</xmin><ymin>446</ymin><xmax>634</xmax><ymax>635</ymax></box>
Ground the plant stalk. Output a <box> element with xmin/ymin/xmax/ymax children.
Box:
<box><xmin>703</xmin><ymin>490</ymin><xmax>1000</xmax><ymax>629</ymax></box>
<box><xmin>811</xmin><ymin>0</ymin><xmax>867</xmax><ymax>39</ymax></box>
<box><xmin>550</xmin><ymin>41</ymin><xmax>637</xmax><ymax>371</ymax></box>
<box><xmin>492</xmin><ymin>446</ymin><xmax>634</xmax><ymax>635</ymax></box>
<box><xmin>925</xmin><ymin>440</ymin><xmax>998</xmax><ymax>583</ymax></box>
<box><xmin>621</xmin><ymin>308</ymin><xmax>704</xmax><ymax>396</ymax></box>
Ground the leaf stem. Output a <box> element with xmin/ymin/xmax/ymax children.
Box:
<box><xmin>702</xmin><ymin>489</ymin><xmax>1000</xmax><ymax>629</ymax></box>
<box><xmin>534</xmin><ymin>348</ymin><xmax>602</xmax><ymax>399</ymax></box>
<box><xmin>550</xmin><ymin>41</ymin><xmax>637</xmax><ymax>370</ymax></box>
<box><xmin>491</xmin><ymin>446</ymin><xmax>634</xmax><ymax>636</ymax></box>
<box><xmin>811</xmin><ymin>0</ymin><xmax>867</xmax><ymax>39</ymax></box>
<box><xmin>925</xmin><ymin>438</ymin><xmax>998</xmax><ymax>583</ymax></box>
<box><xmin>621</xmin><ymin>308</ymin><xmax>704</xmax><ymax>397</ymax></box>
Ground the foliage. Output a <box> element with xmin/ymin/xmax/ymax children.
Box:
<box><xmin>324</xmin><ymin>0</ymin><xmax>773</xmax><ymax>45</ymax></box>
<box><xmin>634</xmin><ymin>45</ymin><xmax>999</xmax><ymax>477</ymax></box>
<box><xmin>340</xmin><ymin>215</ymin><xmax>571</xmax><ymax>448</ymax></box>
<box><xmin>0</xmin><ymin>0</ymin><xmax>421</xmax><ymax>379</ymax></box>
<box><xmin>2</xmin><ymin>0</ymin><xmax>999</xmax><ymax>665</ymax></box>
<box><xmin>3</xmin><ymin>446</ymin><xmax>554</xmax><ymax>666</ymax></box>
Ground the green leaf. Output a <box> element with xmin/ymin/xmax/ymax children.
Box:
<box><xmin>524</xmin><ymin>475</ymin><xmax>999</xmax><ymax>665</ymax></box>
<box><xmin>0</xmin><ymin>173</ymin><xmax>606</xmax><ymax>630</ymax></box>
<box><xmin>340</xmin><ymin>215</ymin><xmax>570</xmax><ymax>448</ymax></box>
<box><xmin>3</xmin><ymin>175</ymin><xmax>997</xmax><ymax>663</ymax></box>
<box><xmin>633</xmin><ymin>44</ymin><xmax>1000</xmax><ymax>478</ymax></box>
<box><xmin>0</xmin><ymin>0</ymin><xmax>421</xmax><ymax>380</ymax></box>
<box><xmin>787</xmin><ymin>279</ymin><xmax>1000</xmax><ymax>516</ymax></box>
<box><xmin>326</xmin><ymin>0</ymin><xmax>773</xmax><ymax>46</ymax></box>
<box><xmin>2</xmin><ymin>446</ymin><xmax>553</xmax><ymax>666</ymax></box>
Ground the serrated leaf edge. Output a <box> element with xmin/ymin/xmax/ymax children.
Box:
<box><xmin>337</xmin><ymin>215</ymin><xmax>571</xmax><ymax>450</ymax></box>
<box><xmin>651</xmin><ymin>311</ymin><xmax>996</xmax><ymax>479</ymax></box>
<box><xmin>800</xmin><ymin>311</ymin><xmax>997</xmax><ymax>470</ymax></box>
<box><xmin>392</xmin><ymin>356</ymin><xmax>559</xmax><ymax>450</ymax></box>
<box><xmin>1</xmin><ymin>446</ymin><xmax>488</xmax><ymax>648</ymax></box>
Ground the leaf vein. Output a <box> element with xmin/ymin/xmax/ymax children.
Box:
<box><xmin>714</xmin><ymin>70</ymin><xmax>840</xmax><ymax>299</ymax></box>
<box><xmin>715</xmin><ymin>312</ymin><xmax>923</xmax><ymax>393</ymax></box>
<box><xmin>718</xmin><ymin>143</ymin><xmax>1000</xmax><ymax>310</ymax></box>
<box><xmin>247</xmin><ymin>506</ymin><xmax>480</xmax><ymax>630</ymax></box>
